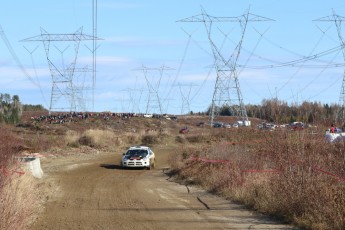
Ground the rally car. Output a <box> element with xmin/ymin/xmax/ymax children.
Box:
<box><xmin>121</xmin><ymin>146</ymin><xmax>156</xmax><ymax>170</ymax></box>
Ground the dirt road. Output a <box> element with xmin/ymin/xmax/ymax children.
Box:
<box><xmin>29</xmin><ymin>146</ymin><xmax>296</xmax><ymax>230</ymax></box>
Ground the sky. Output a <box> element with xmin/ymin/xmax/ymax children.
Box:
<box><xmin>0</xmin><ymin>0</ymin><xmax>345</xmax><ymax>114</ymax></box>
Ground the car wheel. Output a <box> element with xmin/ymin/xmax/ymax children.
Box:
<box><xmin>151</xmin><ymin>159</ymin><xmax>156</xmax><ymax>169</ymax></box>
<box><xmin>147</xmin><ymin>159</ymin><xmax>155</xmax><ymax>170</ymax></box>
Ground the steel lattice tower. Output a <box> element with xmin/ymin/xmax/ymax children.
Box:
<box><xmin>135</xmin><ymin>65</ymin><xmax>174</xmax><ymax>114</ymax></box>
<box><xmin>178</xmin><ymin>8</ymin><xmax>273</xmax><ymax>125</ymax></box>
<box><xmin>178</xmin><ymin>83</ymin><xmax>195</xmax><ymax>115</ymax></box>
<box><xmin>21</xmin><ymin>27</ymin><xmax>100</xmax><ymax>113</ymax></box>
<box><xmin>315</xmin><ymin>11</ymin><xmax>345</xmax><ymax>121</ymax></box>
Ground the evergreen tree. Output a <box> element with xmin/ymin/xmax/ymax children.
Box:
<box><xmin>0</xmin><ymin>93</ymin><xmax>22</xmax><ymax>124</ymax></box>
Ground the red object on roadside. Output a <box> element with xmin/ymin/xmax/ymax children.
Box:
<box><xmin>179</xmin><ymin>127</ymin><xmax>189</xmax><ymax>134</ymax></box>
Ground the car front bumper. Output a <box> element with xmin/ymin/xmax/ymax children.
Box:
<box><xmin>122</xmin><ymin>160</ymin><xmax>150</xmax><ymax>168</ymax></box>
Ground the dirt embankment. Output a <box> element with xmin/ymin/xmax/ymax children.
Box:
<box><xmin>29</xmin><ymin>145</ymin><xmax>296</xmax><ymax>230</ymax></box>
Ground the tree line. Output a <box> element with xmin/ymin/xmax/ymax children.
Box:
<box><xmin>202</xmin><ymin>98</ymin><xmax>342</xmax><ymax>125</ymax></box>
<box><xmin>1</xmin><ymin>92</ymin><xmax>342</xmax><ymax>126</ymax></box>
<box><xmin>246</xmin><ymin>99</ymin><xmax>341</xmax><ymax>125</ymax></box>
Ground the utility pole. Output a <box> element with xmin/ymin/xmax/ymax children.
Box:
<box><xmin>178</xmin><ymin>7</ymin><xmax>273</xmax><ymax>126</ymax></box>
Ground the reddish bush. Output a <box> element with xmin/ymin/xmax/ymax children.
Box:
<box><xmin>0</xmin><ymin>125</ymin><xmax>38</xmax><ymax>229</ymax></box>
<box><xmin>0</xmin><ymin>125</ymin><xmax>23</xmax><ymax>172</ymax></box>
<box><xmin>169</xmin><ymin>128</ymin><xmax>345</xmax><ymax>229</ymax></box>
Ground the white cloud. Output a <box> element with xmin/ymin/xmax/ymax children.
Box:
<box><xmin>0</xmin><ymin>65</ymin><xmax>50</xmax><ymax>83</ymax></box>
<box><xmin>0</xmin><ymin>58</ymin><xmax>12</xmax><ymax>66</ymax></box>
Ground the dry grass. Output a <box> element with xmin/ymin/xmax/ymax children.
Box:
<box><xmin>78</xmin><ymin>129</ymin><xmax>117</xmax><ymax>150</ymax></box>
<box><xmin>21</xmin><ymin>130</ymin><xmax>65</xmax><ymax>153</ymax></box>
<box><xmin>65</xmin><ymin>130</ymin><xmax>80</xmax><ymax>147</ymax></box>
<box><xmin>65</xmin><ymin>129</ymin><xmax>111</xmax><ymax>149</ymax></box>
<box><xmin>0</xmin><ymin>173</ymin><xmax>40</xmax><ymax>230</ymax></box>
<box><xmin>169</xmin><ymin>128</ymin><xmax>345</xmax><ymax>229</ymax></box>
<box><xmin>122</xmin><ymin>132</ymin><xmax>141</xmax><ymax>146</ymax></box>
<box><xmin>0</xmin><ymin>126</ymin><xmax>40</xmax><ymax>229</ymax></box>
<box><xmin>65</xmin><ymin>128</ymin><xmax>165</xmax><ymax>151</ymax></box>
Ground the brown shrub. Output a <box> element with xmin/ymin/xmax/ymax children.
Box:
<box><xmin>22</xmin><ymin>131</ymin><xmax>64</xmax><ymax>152</ymax></box>
<box><xmin>0</xmin><ymin>174</ymin><xmax>40</xmax><ymax>229</ymax></box>
<box><xmin>168</xmin><ymin>128</ymin><xmax>345</xmax><ymax>229</ymax></box>
<box><xmin>0</xmin><ymin>126</ymin><xmax>40</xmax><ymax>229</ymax></box>
<box><xmin>78</xmin><ymin>129</ymin><xmax>116</xmax><ymax>150</ymax></box>
<box><xmin>175</xmin><ymin>135</ymin><xmax>187</xmax><ymax>144</ymax></box>
<box><xmin>65</xmin><ymin>130</ymin><xmax>80</xmax><ymax>148</ymax></box>
<box><xmin>0</xmin><ymin>125</ymin><xmax>23</xmax><ymax>164</ymax></box>
<box><xmin>185</xmin><ymin>133</ymin><xmax>209</xmax><ymax>143</ymax></box>
<box><xmin>124</xmin><ymin>133</ymin><xmax>141</xmax><ymax>146</ymax></box>
<box><xmin>79</xmin><ymin>135</ymin><xmax>94</xmax><ymax>147</ymax></box>
<box><xmin>141</xmin><ymin>134</ymin><xmax>159</xmax><ymax>145</ymax></box>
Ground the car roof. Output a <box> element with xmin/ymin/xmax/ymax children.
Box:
<box><xmin>128</xmin><ymin>146</ymin><xmax>150</xmax><ymax>150</ymax></box>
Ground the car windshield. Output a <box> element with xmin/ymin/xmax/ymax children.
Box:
<box><xmin>126</xmin><ymin>149</ymin><xmax>148</xmax><ymax>158</ymax></box>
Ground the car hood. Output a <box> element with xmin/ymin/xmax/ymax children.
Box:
<box><xmin>123</xmin><ymin>155</ymin><xmax>145</xmax><ymax>160</ymax></box>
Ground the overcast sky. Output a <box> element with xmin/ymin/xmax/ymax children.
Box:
<box><xmin>1</xmin><ymin>0</ymin><xmax>345</xmax><ymax>114</ymax></box>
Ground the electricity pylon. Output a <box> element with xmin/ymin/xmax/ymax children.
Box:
<box><xmin>135</xmin><ymin>65</ymin><xmax>174</xmax><ymax>115</ymax></box>
<box><xmin>178</xmin><ymin>83</ymin><xmax>195</xmax><ymax>115</ymax></box>
<box><xmin>21</xmin><ymin>27</ymin><xmax>100</xmax><ymax>113</ymax></box>
<box><xmin>178</xmin><ymin>7</ymin><xmax>273</xmax><ymax>125</ymax></box>
<box><xmin>315</xmin><ymin>11</ymin><xmax>345</xmax><ymax>122</ymax></box>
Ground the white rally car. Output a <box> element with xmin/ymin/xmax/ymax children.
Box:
<box><xmin>121</xmin><ymin>146</ymin><xmax>156</xmax><ymax>170</ymax></box>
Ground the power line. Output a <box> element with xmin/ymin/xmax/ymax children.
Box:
<box><xmin>21</xmin><ymin>27</ymin><xmax>101</xmax><ymax>113</ymax></box>
<box><xmin>238</xmin><ymin>45</ymin><xmax>344</xmax><ymax>69</ymax></box>
<box><xmin>134</xmin><ymin>65</ymin><xmax>174</xmax><ymax>114</ymax></box>
<box><xmin>23</xmin><ymin>45</ymin><xmax>48</xmax><ymax>107</ymax></box>
<box><xmin>0</xmin><ymin>24</ymin><xmax>48</xmax><ymax>106</ymax></box>
<box><xmin>163</xmin><ymin>28</ymin><xmax>192</xmax><ymax>104</ymax></box>
<box><xmin>178</xmin><ymin>6</ymin><xmax>274</xmax><ymax>125</ymax></box>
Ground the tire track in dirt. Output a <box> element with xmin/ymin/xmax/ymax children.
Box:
<box><xmin>29</xmin><ymin>146</ymin><xmax>297</xmax><ymax>230</ymax></box>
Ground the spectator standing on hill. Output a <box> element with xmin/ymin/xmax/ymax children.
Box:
<box><xmin>330</xmin><ymin>124</ymin><xmax>335</xmax><ymax>133</ymax></box>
